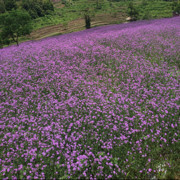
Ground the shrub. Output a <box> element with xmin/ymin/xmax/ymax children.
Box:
<box><xmin>22</xmin><ymin>0</ymin><xmax>54</xmax><ymax>19</ymax></box>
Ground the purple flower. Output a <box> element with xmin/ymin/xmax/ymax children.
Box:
<box><xmin>0</xmin><ymin>16</ymin><xmax>179</xmax><ymax>180</ymax></box>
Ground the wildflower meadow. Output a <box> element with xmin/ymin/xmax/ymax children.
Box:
<box><xmin>0</xmin><ymin>17</ymin><xmax>180</xmax><ymax>179</ymax></box>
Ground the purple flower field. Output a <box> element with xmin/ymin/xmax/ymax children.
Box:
<box><xmin>0</xmin><ymin>17</ymin><xmax>180</xmax><ymax>179</ymax></box>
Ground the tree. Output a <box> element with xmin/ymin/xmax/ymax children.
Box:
<box><xmin>0</xmin><ymin>0</ymin><xmax>5</xmax><ymax>14</ymax></box>
<box><xmin>172</xmin><ymin>1</ymin><xmax>180</xmax><ymax>16</ymax></box>
<box><xmin>80</xmin><ymin>1</ymin><xmax>96</xmax><ymax>29</ymax></box>
<box><xmin>84</xmin><ymin>13</ymin><xmax>91</xmax><ymax>29</ymax></box>
<box><xmin>83</xmin><ymin>6</ymin><xmax>96</xmax><ymax>29</ymax></box>
<box><xmin>0</xmin><ymin>9</ymin><xmax>32</xmax><ymax>46</ymax></box>
<box><xmin>127</xmin><ymin>2</ymin><xmax>139</xmax><ymax>21</ymax></box>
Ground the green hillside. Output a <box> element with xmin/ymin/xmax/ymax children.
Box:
<box><xmin>0</xmin><ymin>0</ymin><xmax>179</xmax><ymax>46</ymax></box>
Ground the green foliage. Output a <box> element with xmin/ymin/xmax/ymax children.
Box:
<box><xmin>85</xmin><ymin>14</ymin><xmax>91</xmax><ymax>29</ymax></box>
<box><xmin>142</xmin><ymin>10</ymin><xmax>152</xmax><ymax>20</ymax></box>
<box><xmin>43</xmin><ymin>0</ymin><xmax>54</xmax><ymax>12</ymax></box>
<box><xmin>0</xmin><ymin>36</ymin><xmax>3</xmax><ymax>48</ymax></box>
<box><xmin>61</xmin><ymin>0</ymin><xmax>73</xmax><ymax>7</ymax></box>
<box><xmin>22</xmin><ymin>0</ymin><xmax>54</xmax><ymax>19</ymax></box>
<box><xmin>79</xmin><ymin>1</ymin><xmax>98</xmax><ymax>29</ymax></box>
<box><xmin>173</xmin><ymin>2</ymin><xmax>180</xmax><ymax>15</ymax></box>
<box><xmin>0</xmin><ymin>0</ymin><xmax>176</xmax><ymax>45</ymax></box>
<box><xmin>26</xmin><ymin>0</ymin><xmax>175</xmax><ymax>39</ymax></box>
<box><xmin>127</xmin><ymin>2</ymin><xmax>139</xmax><ymax>21</ymax></box>
<box><xmin>0</xmin><ymin>9</ymin><xmax>32</xmax><ymax>46</ymax></box>
<box><xmin>110</xmin><ymin>0</ymin><xmax>122</xmax><ymax>2</ymax></box>
<box><xmin>4</xmin><ymin>0</ymin><xmax>17</xmax><ymax>11</ymax></box>
<box><xmin>0</xmin><ymin>34</ymin><xmax>10</xmax><ymax>48</ymax></box>
<box><xmin>62</xmin><ymin>21</ymin><xmax>68</xmax><ymax>30</ymax></box>
<box><xmin>0</xmin><ymin>0</ymin><xmax>5</xmax><ymax>14</ymax></box>
<box><xmin>22</xmin><ymin>0</ymin><xmax>44</xmax><ymax>18</ymax></box>
<box><xmin>95</xmin><ymin>0</ymin><xmax>104</xmax><ymax>9</ymax></box>
<box><xmin>137</xmin><ymin>0</ymin><xmax>173</xmax><ymax>20</ymax></box>
<box><xmin>141</xmin><ymin>0</ymin><xmax>148</xmax><ymax>6</ymax></box>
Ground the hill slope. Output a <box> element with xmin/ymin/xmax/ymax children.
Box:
<box><xmin>0</xmin><ymin>16</ymin><xmax>180</xmax><ymax>179</ymax></box>
<box><xmin>1</xmin><ymin>0</ymin><xmax>175</xmax><ymax>46</ymax></box>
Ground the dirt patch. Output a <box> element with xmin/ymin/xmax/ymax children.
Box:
<box><xmin>30</xmin><ymin>18</ymin><xmax>85</xmax><ymax>40</ymax></box>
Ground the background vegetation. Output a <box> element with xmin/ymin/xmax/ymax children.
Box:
<box><xmin>0</xmin><ymin>9</ymin><xmax>32</xmax><ymax>46</ymax></box>
<box><xmin>0</xmin><ymin>0</ymin><xmax>180</xmax><ymax>47</ymax></box>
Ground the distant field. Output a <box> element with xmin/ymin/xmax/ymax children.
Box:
<box><xmin>10</xmin><ymin>0</ymin><xmax>174</xmax><ymax>44</ymax></box>
<box><xmin>0</xmin><ymin>16</ymin><xmax>180</xmax><ymax>179</ymax></box>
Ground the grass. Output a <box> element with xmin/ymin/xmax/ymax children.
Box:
<box><xmin>0</xmin><ymin>16</ymin><xmax>180</xmax><ymax>179</ymax></box>
<box><xmin>0</xmin><ymin>0</ymin><xmax>175</xmax><ymax>46</ymax></box>
<box><xmin>32</xmin><ymin>0</ymin><xmax>173</xmax><ymax>30</ymax></box>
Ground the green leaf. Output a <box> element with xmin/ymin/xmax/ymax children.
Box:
<box><xmin>59</xmin><ymin>175</ymin><xmax>69</xmax><ymax>180</ymax></box>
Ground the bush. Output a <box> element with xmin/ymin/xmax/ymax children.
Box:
<box><xmin>4</xmin><ymin>0</ymin><xmax>17</xmax><ymax>11</ymax></box>
<box><xmin>22</xmin><ymin>0</ymin><xmax>54</xmax><ymax>19</ymax></box>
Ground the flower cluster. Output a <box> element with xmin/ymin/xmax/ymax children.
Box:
<box><xmin>0</xmin><ymin>17</ymin><xmax>179</xmax><ymax>179</ymax></box>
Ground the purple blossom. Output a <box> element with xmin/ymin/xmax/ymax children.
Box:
<box><xmin>0</xmin><ymin>16</ymin><xmax>179</xmax><ymax>179</ymax></box>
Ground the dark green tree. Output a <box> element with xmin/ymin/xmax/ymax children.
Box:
<box><xmin>172</xmin><ymin>1</ymin><xmax>180</xmax><ymax>16</ymax></box>
<box><xmin>4</xmin><ymin>0</ymin><xmax>17</xmax><ymax>11</ymax></box>
<box><xmin>0</xmin><ymin>0</ymin><xmax>5</xmax><ymax>14</ymax></box>
<box><xmin>85</xmin><ymin>14</ymin><xmax>91</xmax><ymax>29</ymax></box>
<box><xmin>81</xmin><ymin>1</ymin><xmax>96</xmax><ymax>30</ymax></box>
<box><xmin>0</xmin><ymin>36</ymin><xmax>3</xmax><ymax>48</ymax></box>
<box><xmin>127</xmin><ymin>2</ymin><xmax>139</xmax><ymax>21</ymax></box>
<box><xmin>0</xmin><ymin>9</ymin><xmax>32</xmax><ymax>46</ymax></box>
<box><xmin>83</xmin><ymin>6</ymin><xmax>95</xmax><ymax>29</ymax></box>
